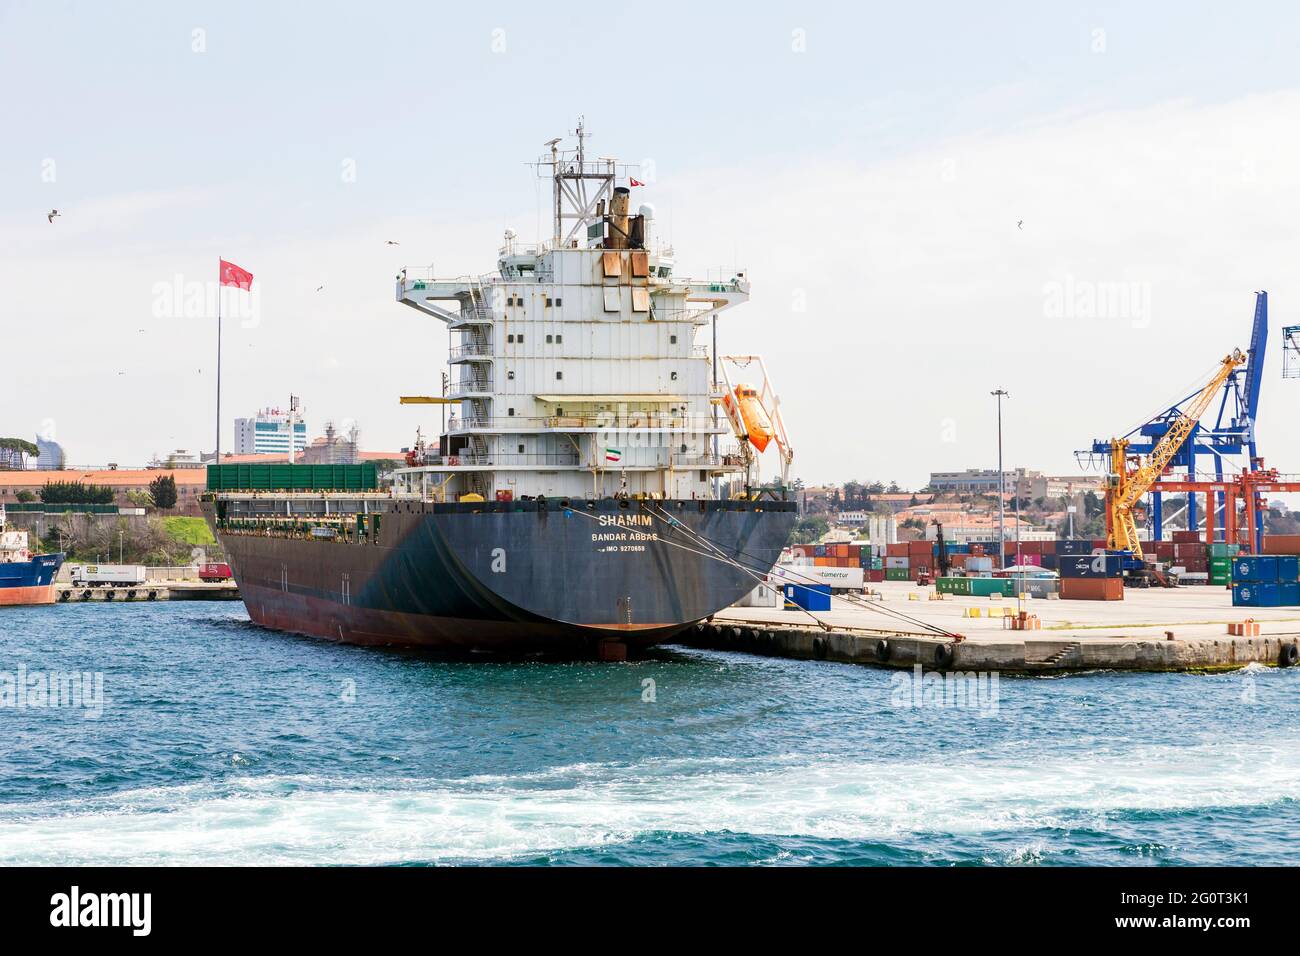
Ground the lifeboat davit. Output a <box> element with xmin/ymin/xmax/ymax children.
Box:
<box><xmin>724</xmin><ymin>383</ymin><xmax>774</xmax><ymax>453</ymax></box>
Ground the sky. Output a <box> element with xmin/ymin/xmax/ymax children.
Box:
<box><xmin>3</xmin><ymin>1</ymin><xmax>1300</xmax><ymax>488</ymax></box>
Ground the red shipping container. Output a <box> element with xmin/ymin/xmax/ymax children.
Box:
<box><xmin>1040</xmin><ymin>540</ymin><xmax>1056</xmax><ymax>555</ymax></box>
<box><xmin>1020</xmin><ymin>541</ymin><xmax>1042</xmax><ymax>555</ymax></box>
<box><xmin>1060</xmin><ymin>577</ymin><xmax>1124</xmax><ymax>600</ymax></box>
<box><xmin>1263</xmin><ymin>535</ymin><xmax>1300</xmax><ymax>555</ymax></box>
<box><xmin>1172</xmin><ymin>530</ymin><xmax>1201</xmax><ymax>544</ymax></box>
<box><xmin>887</xmin><ymin>542</ymin><xmax>909</xmax><ymax>557</ymax></box>
<box><xmin>865</xmin><ymin>569</ymin><xmax>885</xmax><ymax>582</ymax></box>
<box><xmin>949</xmin><ymin>554</ymin><xmax>968</xmax><ymax>569</ymax></box>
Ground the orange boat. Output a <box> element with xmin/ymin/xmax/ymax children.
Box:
<box><xmin>723</xmin><ymin>383</ymin><xmax>774</xmax><ymax>452</ymax></box>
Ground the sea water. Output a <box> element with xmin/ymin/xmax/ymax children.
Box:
<box><xmin>0</xmin><ymin>601</ymin><xmax>1296</xmax><ymax>866</ymax></box>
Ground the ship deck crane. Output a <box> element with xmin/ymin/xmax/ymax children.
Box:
<box><xmin>1106</xmin><ymin>349</ymin><xmax>1246</xmax><ymax>558</ymax></box>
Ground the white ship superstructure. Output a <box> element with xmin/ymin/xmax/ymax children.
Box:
<box><xmin>393</xmin><ymin>122</ymin><xmax>750</xmax><ymax>502</ymax></box>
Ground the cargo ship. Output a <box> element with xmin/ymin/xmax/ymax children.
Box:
<box><xmin>203</xmin><ymin>124</ymin><xmax>798</xmax><ymax>655</ymax></box>
<box><xmin>0</xmin><ymin>504</ymin><xmax>64</xmax><ymax>606</ymax></box>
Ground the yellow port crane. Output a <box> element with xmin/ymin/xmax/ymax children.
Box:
<box><xmin>1106</xmin><ymin>348</ymin><xmax>1246</xmax><ymax>558</ymax></box>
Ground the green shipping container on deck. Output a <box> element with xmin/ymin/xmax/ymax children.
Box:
<box><xmin>936</xmin><ymin>577</ymin><xmax>972</xmax><ymax>595</ymax></box>
<box><xmin>885</xmin><ymin>568</ymin><xmax>910</xmax><ymax>581</ymax></box>
<box><xmin>969</xmin><ymin>578</ymin><xmax>1016</xmax><ymax>597</ymax></box>
<box><xmin>206</xmin><ymin>463</ymin><xmax>379</xmax><ymax>492</ymax></box>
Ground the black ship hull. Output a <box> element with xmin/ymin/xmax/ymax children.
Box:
<box><xmin>204</xmin><ymin>498</ymin><xmax>797</xmax><ymax>654</ymax></box>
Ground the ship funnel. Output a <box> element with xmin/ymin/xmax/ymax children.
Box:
<box><xmin>608</xmin><ymin>186</ymin><xmax>630</xmax><ymax>249</ymax></box>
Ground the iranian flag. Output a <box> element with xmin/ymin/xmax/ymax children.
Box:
<box><xmin>604</xmin><ymin>447</ymin><xmax>622</xmax><ymax>463</ymax></box>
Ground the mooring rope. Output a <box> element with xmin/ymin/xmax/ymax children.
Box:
<box><xmin>637</xmin><ymin>502</ymin><xmax>960</xmax><ymax>640</ymax></box>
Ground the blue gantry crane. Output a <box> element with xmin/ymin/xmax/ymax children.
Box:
<box><xmin>1081</xmin><ymin>291</ymin><xmax>1268</xmax><ymax>542</ymax></box>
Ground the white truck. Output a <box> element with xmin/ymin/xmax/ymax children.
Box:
<box><xmin>67</xmin><ymin>564</ymin><xmax>147</xmax><ymax>587</ymax></box>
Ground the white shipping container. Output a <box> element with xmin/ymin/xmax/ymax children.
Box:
<box><xmin>769</xmin><ymin>565</ymin><xmax>864</xmax><ymax>591</ymax></box>
<box><xmin>885</xmin><ymin>556</ymin><xmax>910</xmax><ymax>569</ymax></box>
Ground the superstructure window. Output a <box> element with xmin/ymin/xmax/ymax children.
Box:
<box><xmin>556</xmin><ymin>371</ymin><xmax>563</xmax><ymax>380</ymax></box>
<box><xmin>507</xmin><ymin>371</ymin><xmax>515</xmax><ymax>380</ymax></box>
<box><xmin>507</xmin><ymin>334</ymin><xmax>515</xmax><ymax>343</ymax></box>
<box><xmin>670</xmin><ymin>334</ymin><xmax>677</xmax><ymax>344</ymax></box>
<box><xmin>555</xmin><ymin>334</ymin><xmax>562</xmax><ymax>343</ymax></box>
<box><xmin>670</xmin><ymin>371</ymin><xmax>678</xmax><ymax>381</ymax></box>
<box><xmin>546</xmin><ymin>334</ymin><xmax>553</xmax><ymax>344</ymax></box>
<box><xmin>555</xmin><ymin>298</ymin><xmax>562</xmax><ymax>307</ymax></box>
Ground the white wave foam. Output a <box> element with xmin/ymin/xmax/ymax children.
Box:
<box><xmin>1</xmin><ymin>741</ymin><xmax>1296</xmax><ymax>865</ymax></box>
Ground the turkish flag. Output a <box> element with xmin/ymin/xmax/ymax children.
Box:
<box><xmin>630</xmin><ymin>178</ymin><xmax>645</xmax><ymax>187</ymax></box>
<box><xmin>219</xmin><ymin>258</ymin><xmax>254</xmax><ymax>290</ymax></box>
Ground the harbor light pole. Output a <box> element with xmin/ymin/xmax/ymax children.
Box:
<box><xmin>991</xmin><ymin>389</ymin><xmax>1009</xmax><ymax>569</ymax></box>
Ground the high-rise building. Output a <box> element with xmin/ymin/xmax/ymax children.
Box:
<box><xmin>234</xmin><ymin>408</ymin><xmax>308</xmax><ymax>456</ymax></box>
<box><xmin>35</xmin><ymin>437</ymin><xmax>65</xmax><ymax>470</ymax></box>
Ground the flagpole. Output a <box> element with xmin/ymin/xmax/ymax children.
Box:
<box><xmin>216</xmin><ymin>265</ymin><xmax>222</xmax><ymax>460</ymax></box>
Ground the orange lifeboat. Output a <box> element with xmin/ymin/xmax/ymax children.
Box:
<box><xmin>724</xmin><ymin>383</ymin><xmax>774</xmax><ymax>452</ymax></box>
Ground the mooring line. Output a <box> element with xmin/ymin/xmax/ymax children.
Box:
<box><xmin>637</xmin><ymin>502</ymin><xmax>960</xmax><ymax>640</ymax></box>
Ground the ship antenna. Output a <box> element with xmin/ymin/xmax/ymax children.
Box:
<box><xmin>542</xmin><ymin>116</ymin><xmax>618</xmax><ymax>248</ymax></box>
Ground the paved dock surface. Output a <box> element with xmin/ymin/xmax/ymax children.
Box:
<box><xmin>686</xmin><ymin>581</ymin><xmax>1300</xmax><ymax>672</ymax></box>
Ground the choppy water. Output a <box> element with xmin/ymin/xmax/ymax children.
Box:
<box><xmin>0</xmin><ymin>601</ymin><xmax>1296</xmax><ymax>865</ymax></box>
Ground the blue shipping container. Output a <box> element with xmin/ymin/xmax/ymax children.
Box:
<box><xmin>1232</xmin><ymin>556</ymin><xmax>1278</xmax><ymax>583</ymax></box>
<box><xmin>1057</xmin><ymin>553</ymin><xmax>1122</xmax><ymax>578</ymax></box>
<box><xmin>1277</xmin><ymin>556</ymin><xmax>1300</xmax><ymax>582</ymax></box>
<box><xmin>1231</xmin><ymin>582</ymin><xmax>1300</xmax><ymax>606</ymax></box>
<box><xmin>1057</xmin><ymin>539</ymin><xmax>1093</xmax><ymax>555</ymax></box>
<box><xmin>784</xmin><ymin>583</ymin><xmax>831</xmax><ymax>612</ymax></box>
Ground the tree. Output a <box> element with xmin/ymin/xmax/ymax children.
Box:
<box><xmin>126</xmin><ymin>489</ymin><xmax>155</xmax><ymax>508</ymax></box>
<box><xmin>148</xmin><ymin>474</ymin><xmax>178</xmax><ymax>510</ymax></box>
<box><xmin>790</xmin><ymin>516</ymin><xmax>829</xmax><ymax>544</ymax></box>
<box><xmin>0</xmin><ymin>438</ymin><xmax>39</xmax><ymax>468</ymax></box>
<box><xmin>39</xmin><ymin>481</ymin><xmax>115</xmax><ymax>505</ymax></box>
<box><xmin>15</xmin><ymin>490</ymin><xmax>36</xmax><ymax>503</ymax></box>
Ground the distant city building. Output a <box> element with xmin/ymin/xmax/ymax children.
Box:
<box><xmin>300</xmin><ymin>421</ymin><xmax>360</xmax><ymax>465</ymax></box>
<box><xmin>234</xmin><ymin>408</ymin><xmax>308</xmax><ymax>456</ymax></box>
<box><xmin>930</xmin><ymin>468</ymin><xmax>1101</xmax><ymax>501</ymax></box>
<box><xmin>147</xmin><ymin>449</ymin><xmax>205</xmax><ymax>469</ymax></box>
<box><xmin>35</xmin><ymin>437</ymin><xmax>65</xmax><ymax>470</ymax></box>
<box><xmin>928</xmin><ymin>469</ymin><xmax>1025</xmax><ymax>493</ymax></box>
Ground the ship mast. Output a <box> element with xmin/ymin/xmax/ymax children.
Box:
<box><xmin>539</xmin><ymin>118</ymin><xmax>629</xmax><ymax>246</ymax></box>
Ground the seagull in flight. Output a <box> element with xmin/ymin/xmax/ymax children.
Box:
<box><xmin>1017</xmin><ymin>220</ymin><xmax>1024</xmax><ymax>230</ymax></box>
<box><xmin>316</xmin><ymin>285</ymin><xmax>325</xmax><ymax>292</ymax></box>
<box><xmin>47</xmin><ymin>209</ymin><xmax>60</xmax><ymax>223</ymax></box>
<box><xmin>385</xmin><ymin>240</ymin><xmax>400</xmax><ymax>246</ymax></box>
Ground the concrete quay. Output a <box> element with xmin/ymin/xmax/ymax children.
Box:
<box><xmin>683</xmin><ymin>581</ymin><xmax>1300</xmax><ymax>673</ymax></box>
